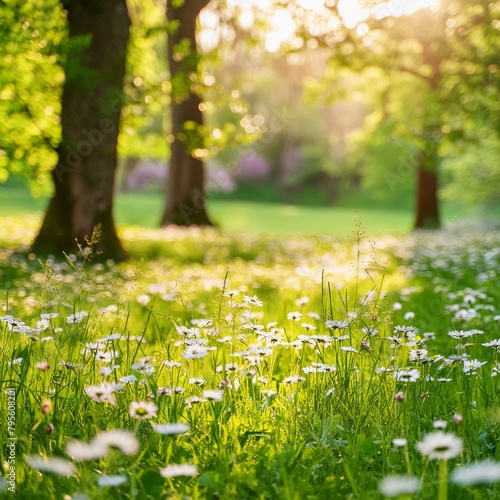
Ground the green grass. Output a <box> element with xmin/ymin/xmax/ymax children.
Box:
<box><xmin>0</xmin><ymin>215</ymin><xmax>499</xmax><ymax>499</ymax></box>
<box><xmin>0</xmin><ymin>186</ymin><xmax>494</xmax><ymax>237</ymax></box>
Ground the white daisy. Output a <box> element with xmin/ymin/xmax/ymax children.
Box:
<box><xmin>379</xmin><ymin>475</ymin><xmax>421</xmax><ymax>497</ymax></box>
<box><xmin>153</xmin><ymin>423</ymin><xmax>190</xmax><ymax>435</ymax></box>
<box><xmin>66</xmin><ymin>440</ymin><xmax>107</xmax><ymax>461</ymax></box>
<box><xmin>202</xmin><ymin>389</ymin><xmax>224</xmax><ymax>401</ymax></box>
<box><xmin>159</xmin><ymin>464</ymin><xmax>198</xmax><ymax>478</ymax></box>
<box><xmin>392</xmin><ymin>438</ymin><xmax>407</xmax><ymax>447</ymax></box>
<box><xmin>451</xmin><ymin>460</ymin><xmax>500</xmax><ymax>486</ymax></box>
<box><xmin>84</xmin><ymin>383</ymin><xmax>117</xmax><ymax>406</ymax></box>
<box><xmin>394</xmin><ymin>369</ymin><xmax>420</xmax><ymax>383</ymax></box>
<box><xmin>287</xmin><ymin>311</ymin><xmax>302</xmax><ymax>321</ymax></box>
<box><xmin>417</xmin><ymin>431</ymin><xmax>463</xmax><ymax>460</ymax></box>
<box><xmin>96</xmin><ymin>429</ymin><xmax>139</xmax><ymax>455</ymax></box>
<box><xmin>25</xmin><ymin>455</ymin><xmax>75</xmax><ymax>476</ymax></box>
<box><xmin>97</xmin><ymin>474</ymin><xmax>127</xmax><ymax>487</ymax></box>
<box><xmin>129</xmin><ymin>401</ymin><xmax>158</xmax><ymax>420</ymax></box>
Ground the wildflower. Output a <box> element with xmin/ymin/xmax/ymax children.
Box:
<box><xmin>58</xmin><ymin>361</ymin><xmax>82</xmax><ymax>370</ymax></box>
<box><xmin>202</xmin><ymin>389</ymin><xmax>224</xmax><ymax>401</ymax></box>
<box><xmin>41</xmin><ymin>400</ymin><xmax>52</xmax><ymax>414</ymax></box>
<box><xmin>41</xmin><ymin>313</ymin><xmax>59</xmax><ymax>320</ymax></box>
<box><xmin>394</xmin><ymin>392</ymin><xmax>405</xmax><ymax>402</ymax></box>
<box><xmin>99</xmin><ymin>333</ymin><xmax>122</xmax><ymax>342</ymax></box>
<box><xmin>453</xmin><ymin>413</ymin><xmax>463</xmax><ymax>425</ymax></box>
<box><xmin>120</xmin><ymin>375</ymin><xmax>138</xmax><ymax>384</ymax></box>
<box><xmin>137</xmin><ymin>294</ymin><xmax>151</xmax><ymax>305</ymax></box>
<box><xmin>129</xmin><ymin>401</ymin><xmax>158</xmax><ymax>420</ymax></box>
<box><xmin>376</xmin><ymin>367</ymin><xmax>393</xmax><ymax>374</ymax></box>
<box><xmin>99</xmin><ymin>366</ymin><xmax>117</xmax><ymax>377</ymax></box>
<box><xmin>153</xmin><ymin>423</ymin><xmax>190</xmax><ymax>435</ymax></box>
<box><xmin>185</xmin><ymin>396</ymin><xmax>207</xmax><ymax>406</ymax></box>
<box><xmin>325</xmin><ymin>388</ymin><xmax>335</xmax><ymax>397</ymax></box>
<box><xmin>188</xmin><ymin>378</ymin><xmax>205</xmax><ymax>386</ymax></box>
<box><xmin>404</xmin><ymin>312</ymin><xmax>415</xmax><ymax>320</ymax></box>
<box><xmin>450</xmin><ymin>460</ymin><xmax>500</xmax><ymax>486</ymax></box>
<box><xmin>191</xmin><ymin>318</ymin><xmax>213</xmax><ymax>328</ymax></box>
<box><xmin>36</xmin><ymin>319</ymin><xmax>50</xmax><ymax>330</ymax></box>
<box><xmin>392</xmin><ymin>438</ymin><xmax>407</xmax><ymax>447</ymax></box>
<box><xmin>453</xmin><ymin>309</ymin><xmax>478</xmax><ymax>321</ymax></box>
<box><xmin>307</xmin><ymin>312</ymin><xmax>320</xmax><ymax>320</ymax></box>
<box><xmin>360</xmin><ymin>341</ymin><xmax>371</xmax><ymax>351</ymax></box>
<box><xmin>379</xmin><ymin>475</ymin><xmax>420</xmax><ymax>497</ymax></box>
<box><xmin>84</xmin><ymin>383</ymin><xmax>117</xmax><ymax>406</ymax></box>
<box><xmin>25</xmin><ymin>455</ymin><xmax>75</xmax><ymax>476</ymax></box>
<box><xmin>176</xmin><ymin>325</ymin><xmax>200</xmax><ymax>337</ymax></box>
<box><xmin>340</xmin><ymin>346</ymin><xmax>358</xmax><ymax>353</ymax></box>
<box><xmin>433</xmin><ymin>420</ymin><xmax>447</xmax><ymax>429</ymax></box>
<box><xmin>295</xmin><ymin>296</ymin><xmax>310</xmax><ymax>306</ymax></box>
<box><xmin>182</xmin><ymin>345</ymin><xmax>210</xmax><ymax>359</ymax></box>
<box><xmin>66</xmin><ymin>440</ymin><xmax>107</xmax><ymax>461</ymax></box>
<box><xmin>163</xmin><ymin>360</ymin><xmax>183</xmax><ymax>368</ymax></box>
<box><xmin>36</xmin><ymin>361</ymin><xmax>50</xmax><ymax>371</ymax></box>
<box><xmin>66</xmin><ymin>311</ymin><xmax>88</xmax><ymax>324</ymax></box>
<box><xmin>313</xmin><ymin>362</ymin><xmax>336</xmax><ymax>373</ymax></box>
<box><xmin>393</xmin><ymin>302</ymin><xmax>403</xmax><ymax>310</ymax></box>
<box><xmin>243</xmin><ymin>295</ymin><xmax>263</xmax><ymax>307</ymax></box>
<box><xmin>362</xmin><ymin>327</ymin><xmax>378</xmax><ymax>336</ymax></box>
<box><xmin>409</xmin><ymin>349</ymin><xmax>429</xmax><ymax>364</ymax></box>
<box><xmin>462</xmin><ymin>359</ymin><xmax>487</xmax><ymax>375</ymax></box>
<box><xmin>287</xmin><ymin>311</ymin><xmax>302</xmax><ymax>321</ymax></box>
<box><xmin>394</xmin><ymin>369</ymin><xmax>420</xmax><ymax>383</ymax></box>
<box><xmin>45</xmin><ymin>423</ymin><xmax>55</xmax><ymax>434</ymax></box>
<box><xmin>417</xmin><ymin>431</ymin><xmax>463</xmax><ymax>460</ymax></box>
<box><xmin>131</xmin><ymin>363</ymin><xmax>155</xmax><ymax>375</ymax></box>
<box><xmin>159</xmin><ymin>464</ymin><xmax>198</xmax><ymax>478</ymax></box>
<box><xmin>482</xmin><ymin>339</ymin><xmax>500</xmax><ymax>349</ymax></box>
<box><xmin>216</xmin><ymin>363</ymin><xmax>239</xmax><ymax>373</ymax></box>
<box><xmin>283</xmin><ymin>376</ymin><xmax>306</xmax><ymax>384</ymax></box>
<box><xmin>261</xmin><ymin>390</ymin><xmax>277</xmax><ymax>398</ymax></box>
<box><xmin>301</xmin><ymin>323</ymin><xmax>316</xmax><ymax>331</ymax></box>
<box><xmin>448</xmin><ymin>329</ymin><xmax>483</xmax><ymax>339</ymax></box>
<box><xmin>98</xmin><ymin>475</ymin><xmax>127</xmax><ymax>487</ymax></box>
<box><xmin>325</xmin><ymin>320</ymin><xmax>349</xmax><ymax>329</ymax></box>
<box><xmin>97</xmin><ymin>429</ymin><xmax>139</xmax><ymax>455</ymax></box>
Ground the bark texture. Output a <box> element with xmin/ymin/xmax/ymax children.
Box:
<box><xmin>161</xmin><ymin>0</ymin><xmax>213</xmax><ymax>227</ymax></box>
<box><xmin>32</xmin><ymin>0</ymin><xmax>130</xmax><ymax>261</ymax></box>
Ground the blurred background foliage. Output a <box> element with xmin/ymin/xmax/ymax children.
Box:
<box><xmin>1</xmin><ymin>0</ymin><xmax>499</xmax><ymax>220</ymax></box>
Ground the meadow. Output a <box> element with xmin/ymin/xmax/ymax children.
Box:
<box><xmin>0</xmin><ymin>206</ymin><xmax>499</xmax><ymax>499</ymax></box>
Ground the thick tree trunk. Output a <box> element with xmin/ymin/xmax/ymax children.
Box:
<box><xmin>414</xmin><ymin>150</ymin><xmax>441</xmax><ymax>229</ymax></box>
<box><xmin>161</xmin><ymin>0</ymin><xmax>214</xmax><ymax>227</ymax></box>
<box><xmin>32</xmin><ymin>0</ymin><xmax>130</xmax><ymax>261</ymax></box>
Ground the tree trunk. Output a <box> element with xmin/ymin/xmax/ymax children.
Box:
<box><xmin>161</xmin><ymin>0</ymin><xmax>214</xmax><ymax>227</ymax></box>
<box><xmin>414</xmin><ymin>150</ymin><xmax>441</xmax><ymax>229</ymax></box>
<box><xmin>32</xmin><ymin>0</ymin><xmax>130</xmax><ymax>261</ymax></box>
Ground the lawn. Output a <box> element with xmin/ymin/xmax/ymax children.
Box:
<box><xmin>0</xmin><ymin>212</ymin><xmax>499</xmax><ymax>499</ymax></box>
<box><xmin>0</xmin><ymin>186</ymin><xmax>493</xmax><ymax>237</ymax></box>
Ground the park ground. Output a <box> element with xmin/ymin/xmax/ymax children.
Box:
<box><xmin>0</xmin><ymin>191</ymin><xmax>499</xmax><ymax>499</ymax></box>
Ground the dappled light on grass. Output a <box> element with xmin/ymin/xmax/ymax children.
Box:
<box><xmin>0</xmin><ymin>220</ymin><xmax>499</xmax><ymax>498</ymax></box>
